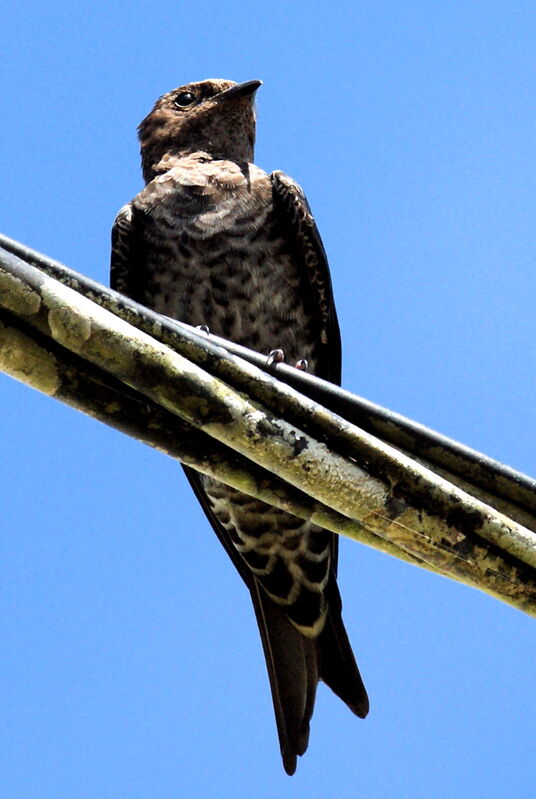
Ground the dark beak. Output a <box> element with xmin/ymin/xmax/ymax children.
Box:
<box><xmin>216</xmin><ymin>80</ymin><xmax>262</xmax><ymax>102</ymax></box>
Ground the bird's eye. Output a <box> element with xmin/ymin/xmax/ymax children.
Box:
<box><xmin>174</xmin><ymin>91</ymin><xmax>196</xmax><ymax>108</ymax></box>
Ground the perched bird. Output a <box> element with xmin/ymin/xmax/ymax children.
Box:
<box><xmin>111</xmin><ymin>79</ymin><xmax>368</xmax><ymax>774</ymax></box>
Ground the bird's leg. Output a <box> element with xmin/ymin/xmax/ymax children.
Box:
<box><xmin>267</xmin><ymin>350</ymin><xmax>309</xmax><ymax>371</ymax></box>
<box><xmin>267</xmin><ymin>348</ymin><xmax>285</xmax><ymax>367</ymax></box>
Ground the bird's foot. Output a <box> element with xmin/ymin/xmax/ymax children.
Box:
<box><xmin>294</xmin><ymin>358</ymin><xmax>308</xmax><ymax>371</ymax></box>
<box><xmin>267</xmin><ymin>348</ymin><xmax>285</xmax><ymax>367</ymax></box>
<box><xmin>196</xmin><ymin>324</ymin><xmax>210</xmax><ymax>335</ymax></box>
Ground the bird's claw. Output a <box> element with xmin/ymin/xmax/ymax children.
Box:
<box><xmin>196</xmin><ymin>324</ymin><xmax>210</xmax><ymax>335</ymax></box>
<box><xmin>294</xmin><ymin>358</ymin><xmax>308</xmax><ymax>371</ymax></box>
<box><xmin>267</xmin><ymin>349</ymin><xmax>285</xmax><ymax>367</ymax></box>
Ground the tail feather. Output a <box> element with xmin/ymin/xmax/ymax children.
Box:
<box><xmin>182</xmin><ymin>467</ymin><xmax>368</xmax><ymax>774</ymax></box>
<box><xmin>318</xmin><ymin>580</ymin><xmax>369</xmax><ymax>718</ymax></box>
<box><xmin>250</xmin><ymin>581</ymin><xmax>317</xmax><ymax>775</ymax></box>
<box><xmin>250</xmin><ymin>575</ymin><xmax>368</xmax><ymax>774</ymax></box>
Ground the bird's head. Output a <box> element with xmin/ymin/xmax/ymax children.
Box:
<box><xmin>138</xmin><ymin>79</ymin><xmax>262</xmax><ymax>182</ymax></box>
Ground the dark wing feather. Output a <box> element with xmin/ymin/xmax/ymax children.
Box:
<box><xmin>271</xmin><ymin>169</ymin><xmax>343</xmax><ymax>566</ymax></box>
<box><xmin>111</xmin><ymin>203</ymin><xmax>147</xmax><ymax>302</ymax></box>
<box><xmin>272</xmin><ymin>170</ymin><xmax>369</xmax><ymax>716</ymax></box>
<box><xmin>110</xmin><ymin>204</ymin><xmax>135</xmax><ymax>295</ymax></box>
<box><xmin>271</xmin><ymin>170</ymin><xmax>342</xmax><ymax>385</ymax></box>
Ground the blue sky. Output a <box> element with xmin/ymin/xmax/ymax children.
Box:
<box><xmin>1</xmin><ymin>2</ymin><xmax>535</xmax><ymax>797</ymax></box>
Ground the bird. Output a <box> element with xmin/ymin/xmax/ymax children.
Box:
<box><xmin>110</xmin><ymin>78</ymin><xmax>369</xmax><ymax>774</ymax></box>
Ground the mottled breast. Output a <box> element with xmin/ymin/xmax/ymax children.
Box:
<box><xmin>131</xmin><ymin>155</ymin><xmax>318</xmax><ymax>364</ymax></box>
